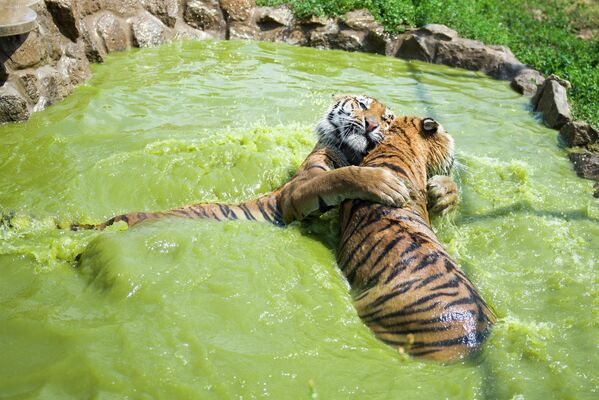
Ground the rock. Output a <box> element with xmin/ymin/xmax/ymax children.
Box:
<box><xmin>76</xmin><ymin>0</ymin><xmax>102</xmax><ymax>16</ymax></box>
<box><xmin>255</xmin><ymin>6</ymin><xmax>293</xmax><ymax>28</ymax></box>
<box><xmin>396</xmin><ymin>26</ymin><xmax>525</xmax><ymax>80</ymax></box>
<box><xmin>57</xmin><ymin>54</ymin><xmax>91</xmax><ymax>86</ymax></box>
<box><xmin>31</xmin><ymin>4</ymin><xmax>65</xmax><ymax>60</ymax></box>
<box><xmin>286</xmin><ymin>28</ymin><xmax>308</xmax><ymax>46</ymax></box>
<box><xmin>433</xmin><ymin>38</ymin><xmax>524</xmax><ymax>80</ymax></box>
<box><xmin>228</xmin><ymin>21</ymin><xmax>259</xmax><ymax>40</ymax></box>
<box><xmin>258</xmin><ymin>27</ymin><xmax>288</xmax><ymax>42</ymax></box>
<box><xmin>131</xmin><ymin>12</ymin><xmax>170</xmax><ymax>48</ymax></box>
<box><xmin>95</xmin><ymin>0</ymin><xmax>139</xmax><ymax>17</ymax></box>
<box><xmin>569</xmin><ymin>151</ymin><xmax>599</xmax><ymax>181</ymax></box>
<box><xmin>298</xmin><ymin>15</ymin><xmax>328</xmax><ymax>27</ymax></box>
<box><xmin>361</xmin><ymin>30</ymin><xmax>389</xmax><ymax>55</ymax></box>
<box><xmin>0</xmin><ymin>82</ymin><xmax>30</xmax><ymax>123</ymax></box>
<box><xmin>81</xmin><ymin>15</ymin><xmax>106</xmax><ymax>63</ymax></box>
<box><xmin>343</xmin><ymin>9</ymin><xmax>382</xmax><ymax>33</ymax></box>
<box><xmin>546</xmin><ymin>73</ymin><xmax>571</xmax><ymax>89</ymax></box>
<box><xmin>396</xmin><ymin>33</ymin><xmax>432</xmax><ymax>61</ymax></box>
<box><xmin>220</xmin><ymin>0</ymin><xmax>255</xmax><ymax>22</ymax></box>
<box><xmin>45</xmin><ymin>0</ymin><xmax>81</xmax><ymax>41</ymax></box>
<box><xmin>421</xmin><ymin>24</ymin><xmax>458</xmax><ymax>40</ymax></box>
<box><xmin>5</xmin><ymin>31</ymin><xmax>47</xmax><ymax>69</ymax></box>
<box><xmin>560</xmin><ymin>121</ymin><xmax>599</xmax><ymax>147</ymax></box>
<box><xmin>511</xmin><ymin>68</ymin><xmax>545</xmax><ymax>96</ymax></box>
<box><xmin>383</xmin><ymin>33</ymin><xmax>401</xmax><ymax>56</ymax></box>
<box><xmin>532</xmin><ymin>79</ymin><xmax>571</xmax><ymax>129</ymax></box>
<box><xmin>338</xmin><ymin>30</ymin><xmax>367</xmax><ymax>52</ymax></box>
<box><xmin>183</xmin><ymin>0</ymin><xmax>226</xmax><ymax>38</ymax></box>
<box><xmin>59</xmin><ymin>42</ymin><xmax>92</xmax><ymax>85</ymax></box>
<box><xmin>340</xmin><ymin>10</ymin><xmax>387</xmax><ymax>54</ymax></box>
<box><xmin>308</xmin><ymin>20</ymin><xmax>339</xmax><ymax>49</ymax></box>
<box><xmin>173</xmin><ymin>21</ymin><xmax>213</xmax><ymax>40</ymax></box>
<box><xmin>36</xmin><ymin>65</ymin><xmax>71</xmax><ymax>106</ymax></box>
<box><xmin>16</xmin><ymin>71</ymin><xmax>40</xmax><ymax>103</ymax></box>
<box><xmin>96</xmin><ymin>13</ymin><xmax>129</xmax><ymax>53</ymax></box>
<box><xmin>142</xmin><ymin>0</ymin><xmax>179</xmax><ymax>28</ymax></box>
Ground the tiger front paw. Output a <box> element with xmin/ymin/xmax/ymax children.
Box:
<box><xmin>360</xmin><ymin>167</ymin><xmax>411</xmax><ymax>208</ymax></box>
<box><xmin>427</xmin><ymin>175</ymin><xmax>459</xmax><ymax>215</ymax></box>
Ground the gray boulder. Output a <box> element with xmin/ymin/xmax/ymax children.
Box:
<box><xmin>142</xmin><ymin>0</ymin><xmax>179</xmax><ymax>28</ymax></box>
<box><xmin>343</xmin><ymin>9</ymin><xmax>382</xmax><ymax>33</ymax></box>
<box><xmin>569</xmin><ymin>151</ymin><xmax>599</xmax><ymax>181</ymax></box>
<box><xmin>220</xmin><ymin>0</ymin><xmax>255</xmax><ymax>22</ymax></box>
<box><xmin>45</xmin><ymin>0</ymin><xmax>81</xmax><ymax>41</ymax></box>
<box><xmin>532</xmin><ymin>77</ymin><xmax>572</xmax><ymax>129</ymax></box>
<box><xmin>396</xmin><ymin>25</ymin><xmax>525</xmax><ymax>80</ymax></box>
<box><xmin>511</xmin><ymin>68</ymin><xmax>545</xmax><ymax>96</ymax></box>
<box><xmin>184</xmin><ymin>0</ymin><xmax>226</xmax><ymax>38</ymax></box>
<box><xmin>131</xmin><ymin>12</ymin><xmax>170</xmax><ymax>48</ymax></box>
<box><xmin>560</xmin><ymin>121</ymin><xmax>599</xmax><ymax>147</ymax></box>
<box><xmin>0</xmin><ymin>82</ymin><xmax>30</xmax><ymax>123</ymax></box>
<box><xmin>96</xmin><ymin>13</ymin><xmax>130</xmax><ymax>53</ymax></box>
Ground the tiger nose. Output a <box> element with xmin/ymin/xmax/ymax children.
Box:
<box><xmin>365</xmin><ymin>117</ymin><xmax>379</xmax><ymax>133</ymax></box>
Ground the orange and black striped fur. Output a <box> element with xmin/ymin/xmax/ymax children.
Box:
<box><xmin>338</xmin><ymin>116</ymin><xmax>495</xmax><ymax>361</ymax></box>
<box><xmin>73</xmin><ymin>95</ymin><xmax>413</xmax><ymax>230</ymax></box>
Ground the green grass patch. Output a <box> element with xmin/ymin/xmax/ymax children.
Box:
<box><xmin>258</xmin><ymin>0</ymin><xmax>598</xmax><ymax>127</ymax></box>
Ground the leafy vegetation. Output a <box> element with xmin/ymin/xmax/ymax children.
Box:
<box><xmin>258</xmin><ymin>0</ymin><xmax>598</xmax><ymax>127</ymax></box>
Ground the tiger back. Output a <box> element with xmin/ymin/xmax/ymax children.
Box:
<box><xmin>337</xmin><ymin>116</ymin><xmax>496</xmax><ymax>361</ymax></box>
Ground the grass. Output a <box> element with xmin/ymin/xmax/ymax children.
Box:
<box><xmin>258</xmin><ymin>0</ymin><xmax>598</xmax><ymax>128</ymax></box>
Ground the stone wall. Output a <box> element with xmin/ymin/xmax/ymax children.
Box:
<box><xmin>1</xmin><ymin>1</ymin><xmax>597</xmax><ymax>195</ymax></box>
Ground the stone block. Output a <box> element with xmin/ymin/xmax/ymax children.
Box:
<box><xmin>569</xmin><ymin>151</ymin><xmax>599</xmax><ymax>181</ymax></box>
<box><xmin>560</xmin><ymin>121</ymin><xmax>599</xmax><ymax>147</ymax></box>
<box><xmin>0</xmin><ymin>81</ymin><xmax>30</xmax><ymax>122</ymax></box>
<box><xmin>220</xmin><ymin>0</ymin><xmax>255</xmax><ymax>22</ymax></box>
<box><xmin>183</xmin><ymin>0</ymin><xmax>226</xmax><ymax>37</ymax></box>
<box><xmin>142</xmin><ymin>0</ymin><xmax>178</xmax><ymax>28</ymax></box>
<box><xmin>533</xmin><ymin>79</ymin><xmax>571</xmax><ymax>129</ymax></box>
<box><xmin>45</xmin><ymin>0</ymin><xmax>81</xmax><ymax>41</ymax></box>
<box><xmin>131</xmin><ymin>11</ymin><xmax>170</xmax><ymax>48</ymax></box>
<box><xmin>511</xmin><ymin>68</ymin><xmax>545</xmax><ymax>96</ymax></box>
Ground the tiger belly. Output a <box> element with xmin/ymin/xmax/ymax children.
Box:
<box><xmin>338</xmin><ymin>201</ymin><xmax>496</xmax><ymax>361</ymax></box>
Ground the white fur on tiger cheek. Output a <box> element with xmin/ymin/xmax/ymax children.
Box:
<box><xmin>315</xmin><ymin>96</ymin><xmax>376</xmax><ymax>156</ymax></box>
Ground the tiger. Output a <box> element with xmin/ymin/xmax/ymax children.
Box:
<box><xmin>72</xmin><ymin>95</ymin><xmax>458</xmax><ymax>230</ymax></box>
<box><xmin>337</xmin><ymin>116</ymin><xmax>495</xmax><ymax>361</ymax></box>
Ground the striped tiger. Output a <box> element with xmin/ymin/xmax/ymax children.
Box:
<box><xmin>338</xmin><ymin>116</ymin><xmax>495</xmax><ymax>361</ymax></box>
<box><xmin>73</xmin><ymin>95</ymin><xmax>456</xmax><ymax>231</ymax></box>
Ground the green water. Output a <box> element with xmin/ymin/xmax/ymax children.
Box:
<box><xmin>0</xmin><ymin>40</ymin><xmax>597</xmax><ymax>399</ymax></box>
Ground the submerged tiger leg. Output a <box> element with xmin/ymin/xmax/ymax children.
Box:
<box><xmin>71</xmin><ymin>194</ymin><xmax>282</xmax><ymax>231</ymax></box>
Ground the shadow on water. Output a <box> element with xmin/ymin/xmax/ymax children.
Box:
<box><xmin>453</xmin><ymin>200</ymin><xmax>599</xmax><ymax>225</ymax></box>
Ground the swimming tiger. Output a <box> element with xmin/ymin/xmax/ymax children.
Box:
<box><xmin>73</xmin><ymin>95</ymin><xmax>457</xmax><ymax>230</ymax></box>
<box><xmin>338</xmin><ymin>116</ymin><xmax>495</xmax><ymax>361</ymax></box>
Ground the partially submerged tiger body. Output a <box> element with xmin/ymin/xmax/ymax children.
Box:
<box><xmin>75</xmin><ymin>95</ymin><xmax>452</xmax><ymax>231</ymax></box>
<box><xmin>338</xmin><ymin>116</ymin><xmax>495</xmax><ymax>361</ymax></box>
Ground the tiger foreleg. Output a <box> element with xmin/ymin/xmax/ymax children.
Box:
<box><xmin>281</xmin><ymin>166</ymin><xmax>410</xmax><ymax>224</ymax></box>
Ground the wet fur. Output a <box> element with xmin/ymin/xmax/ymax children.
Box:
<box><xmin>338</xmin><ymin>116</ymin><xmax>495</xmax><ymax>361</ymax></box>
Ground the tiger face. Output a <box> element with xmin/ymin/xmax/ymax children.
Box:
<box><xmin>362</xmin><ymin>116</ymin><xmax>455</xmax><ymax>192</ymax></box>
<box><xmin>316</xmin><ymin>95</ymin><xmax>396</xmax><ymax>165</ymax></box>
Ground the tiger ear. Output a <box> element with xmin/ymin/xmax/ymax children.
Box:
<box><xmin>423</xmin><ymin>118</ymin><xmax>439</xmax><ymax>134</ymax></box>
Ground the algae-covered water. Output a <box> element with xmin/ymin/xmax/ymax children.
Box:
<box><xmin>0</xmin><ymin>40</ymin><xmax>597</xmax><ymax>399</ymax></box>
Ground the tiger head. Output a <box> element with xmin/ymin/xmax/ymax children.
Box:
<box><xmin>316</xmin><ymin>95</ymin><xmax>396</xmax><ymax>165</ymax></box>
<box><xmin>363</xmin><ymin>116</ymin><xmax>455</xmax><ymax>187</ymax></box>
